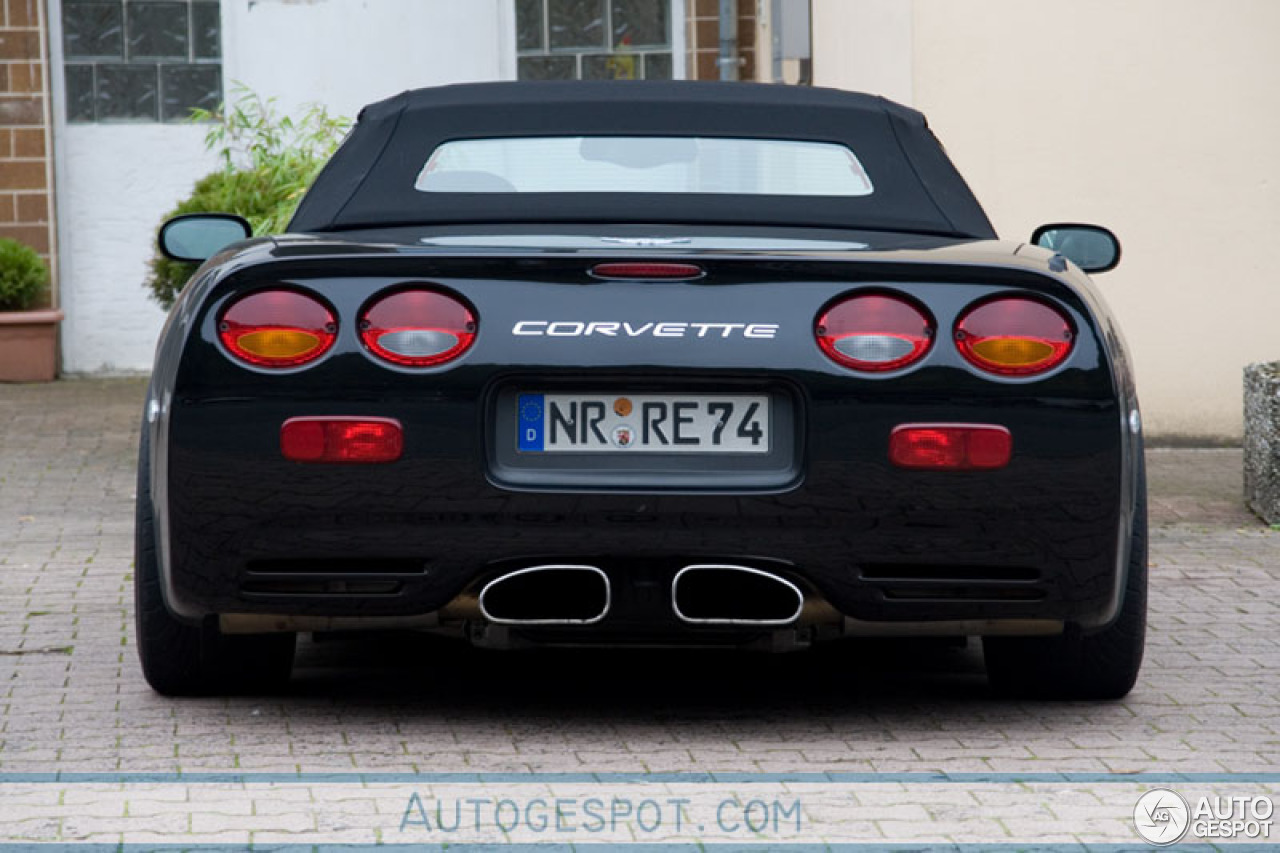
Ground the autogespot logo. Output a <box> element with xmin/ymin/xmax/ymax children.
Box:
<box><xmin>1134</xmin><ymin>788</ymin><xmax>1190</xmax><ymax>846</ymax></box>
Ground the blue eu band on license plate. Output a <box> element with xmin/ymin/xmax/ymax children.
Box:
<box><xmin>518</xmin><ymin>393</ymin><xmax>770</xmax><ymax>454</ymax></box>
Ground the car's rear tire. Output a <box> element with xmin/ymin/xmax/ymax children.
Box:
<box><xmin>135</xmin><ymin>418</ymin><xmax>295</xmax><ymax>696</ymax></box>
<box><xmin>983</xmin><ymin>450</ymin><xmax>1147</xmax><ymax>701</ymax></box>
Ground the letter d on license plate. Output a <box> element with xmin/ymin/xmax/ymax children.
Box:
<box><xmin>518</xmin><ymin>393</ymin><xmax>770</xmax><ymax>453</ymax></box>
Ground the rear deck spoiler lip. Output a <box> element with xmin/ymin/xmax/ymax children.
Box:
<box><xmin>188</xmin><ymin>239</ymin><xmax>1086</xmax><ymax>305</ymax></box>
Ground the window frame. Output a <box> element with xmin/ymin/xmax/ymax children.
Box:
<box><xmin>58</xmin><ymin>0</ymin><xmax>223</xmax><ymax>124</ymax></box>
<box><xmin>414</xmin><ymin>135</ymin><xmax>876</xmax><ymax>198</ymax></box>
<box><xmin>515</xmin><ymin>0</ymin><xmax>686</xmax><ymax>81</ymax></box>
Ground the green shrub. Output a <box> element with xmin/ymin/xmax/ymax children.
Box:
<box><xmin>0</xmin><ymin>238</ymin><xmax>50</xmax><ymax>311</ymax></box>
<box><xmin>146</xmin><ymin>88</ymin><xmax>350</xmax><ymax>309</ymax></box>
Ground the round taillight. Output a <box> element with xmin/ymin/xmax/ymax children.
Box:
<box><xmin>359</xmin><ymin>289</ymin><xmax>476</xmax><ymax>367</ymax></box>
<box><xmin>816</xmin><ymin>293</ymin><xmax>933</xmax><ymax>372</ymax></box>
<box><xmin>955</xmin><ymin>297</ymin><xmax>1074</xmax><ymax>376</ymax></box>
<box><xmin>218</xmin><ymin>289</ymin><xmax>336</xmax><ymax>368</ymax></box>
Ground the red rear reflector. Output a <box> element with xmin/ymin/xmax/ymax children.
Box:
<box><xmin>889</xmin><ymin>424</ymin><xmax>1012</xmax><ymax>470</ymax></box>
<box><xmin>955</xmin><ymin>297</ymin><xmax>1074</xmax><ymax>376</ymax></box>
<box><xmin>280</xmin><ymin>417</ymin><xmax>403</xmax><ymax>463</ymax></box>
<box><xmin>359</xmin><ymin>289</ymin><xmax>476</xmax><ymax>367</ymax></box>
<box><xmin>219</xmin><ymin>289</ymin><xmax>336</xmax><ymax>368</ymax></box>
<box><xmin>816</xmin><ymin>293</ymin><xmax>934</xmax><ymax>371</ymax></box>
<box><xmin>590</xmin><ymin>262</ymin><xmax>704</xmax><ymax>280</ymax></box>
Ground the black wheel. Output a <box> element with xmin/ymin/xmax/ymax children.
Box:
<box><xmin>983</xmin><ymin>448</ymin><xmax>1147</xmax><ymax>700</ymax></box>
<box><xmin>135</xmin><ymin>417</ymin><xmax>295</xmax><ymax>696</ymax></box>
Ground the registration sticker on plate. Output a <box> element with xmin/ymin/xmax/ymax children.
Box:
<box><xmin>517</xmin><ymin>393</ymin><xmax>770</xmax><ymax>453</ymax></box>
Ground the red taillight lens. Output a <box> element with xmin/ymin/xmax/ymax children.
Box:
<box><xmin>359</xmin><ymin>289</ymin><xmax>476</xmax><ymax>367</ymax></box>
<box><xmin>590</xmin><ymin>262</ymin><xmax>704</xmax><ymax>280</ymax></box>
<box><xmin>955</xmin><ymin>298</ymin><xmax>1074</xmax><ymax>376</ymax></box>
<box><xmin>889</xmin><ymin>424</ymin><xmax>1012</xmax><ymax>470</ymax></box>
<box><xmin>218</xmin><ymin>289</ymin><xmax>336</xmax><ymax>367</ymax></box>
<box><xmin>816</xmin><ymin>293</ymin><xmax>933</xmax><ymax>371</ymax></box>
<box><xmin>281</xmin><ymin>417</ymin><xmax>403</xmax><ymax>463</ymax></box>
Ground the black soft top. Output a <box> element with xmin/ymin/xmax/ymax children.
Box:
<box><xmin>289</xmin><ymin>81</ymin><xmax>996</xmax><ymax>239</ymax></box>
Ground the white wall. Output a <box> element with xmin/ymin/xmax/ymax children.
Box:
<box><xmin>810</xmin><ymin>0</ymin><xmax>1280</xmax><ymax>441</ymax></box>
<box><xmin>910</xmin><ymin>0</ymin><xmax>1280</xmax><ymax>440</ymax></box>
<box><xmin>811</xmin><ymin>0</ymin><xmax>912</xmax><ymax>104</ymax></box>
<box><xmin>222</xmin><ymin>0</ymin><xmax>515</xmax><ymax>118</ymax></box>
<box><xmin>58</xmin><ymin>126</ymin><xmax>216</xmax><ymax>373</ymax></box>
<box><xmin>55</xmin><ymin>0</ymin><xmax>513</xmax><ymax>373</ymax></box>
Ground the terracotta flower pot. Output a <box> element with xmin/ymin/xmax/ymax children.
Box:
<box><xmin>0</xmin><ymin>308</ymin><xmax>62</xmax><ymax>382</ymax></box>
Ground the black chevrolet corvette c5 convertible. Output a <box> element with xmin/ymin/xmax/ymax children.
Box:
<box><xmin>141</xmin><ymin>81</ymin><xmax>1143</xmax><ymax>699</ymax></box>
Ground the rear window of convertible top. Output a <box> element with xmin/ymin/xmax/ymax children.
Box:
<box><xmin>414</xmin><ymin>136</ymin><xmax>874</xmax><ymax>197</ymax></box>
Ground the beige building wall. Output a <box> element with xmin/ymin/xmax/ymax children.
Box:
<box><xmin>813</xmin><ymin>0</ymin><xmax>1280</xmax><ymax>441</ymax></box>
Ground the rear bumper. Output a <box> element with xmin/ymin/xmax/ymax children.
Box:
<box><xmin>158</xmin><ymin>392</ymin><xmax>1126</xmax><ymax>633</ymax></box>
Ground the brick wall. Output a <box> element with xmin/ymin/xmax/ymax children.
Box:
<box><xmin>686</xmin><ymin>0</ymin><xmax>757</xmax><ymax>81</ymax></box>
<box><xmin>0</xmin><ymin>0</ymin><xmax>55</xmax><ymax>308</ymax></box>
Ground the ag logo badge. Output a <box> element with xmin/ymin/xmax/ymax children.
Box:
<box><xmin>1133</xmin><ymin>788</ymin><xmax>1190</xmax><ymax>846</ymax></box>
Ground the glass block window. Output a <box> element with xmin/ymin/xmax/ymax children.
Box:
<box><xmin>62</xmin><ymin>0</ymin><xmax>222</xmax><ymax>123</ymax></box>
<box><xmin>517</xmin><ymin>0</ymin><xmax>674</xmax><ymax>81</ymax></box>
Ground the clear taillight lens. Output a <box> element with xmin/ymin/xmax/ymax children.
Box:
<box><xmin>359</xmin><ymin>289</ymin><xmax>477</xmax><ymax>367</ymax></box>
<box><xmin>816</xmin><ymin>293</ymin><xmax>933</xmax><ymax>371</ymax></box>
<box><xmin>218</xmin><ymin>289</ymin><xmax>336</xmax><ymax>368</ymax></box>
<box><xmin>955</xmin><ymin>297</ymin><xmax>1074</xmax><ymax>376</ymax></box>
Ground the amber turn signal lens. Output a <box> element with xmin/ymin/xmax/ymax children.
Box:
<box><xmin>219</xmin><ymin>289</ymin><xmax>336</xmax><ymax>368</ymax></box>
<box><xmin>234</xmin><ymin>330</ymin><xmax>322</xmax><ymax>360</ymax></box>
<box><xmin>969</xmin><ymin>337</ymin><xmax>1058</xmax><ymax>367</ymax></box>
<box><xmin>955</xmin><ymin>297</ymin><xmax>1073</xmax><ymax>376</ymax></box>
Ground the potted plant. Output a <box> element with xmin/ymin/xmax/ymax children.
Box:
<box><xmin>0</xmin><ymin>237</ymin><xmax>60</xmax><ymax>382</ymax></box>
<box><xmin>147</xmin><ymin>90</ymin><xmax>350</xmax><ymax>308</ymax></box>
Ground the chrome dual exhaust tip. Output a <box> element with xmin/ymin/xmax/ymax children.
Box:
<box><xmin>478</xmin><ymin>565</ymin><xmax>611</xmax><ymax>626</ymax></box>
<box><xmin>671</xmin><ymin>564</ymin><xmax>804</xmax><ymax>626</ymax></box>
<box><xmin>479</xmin><ymin>563</ymin><xmax>802</xmax><ymax>628</ymax></box>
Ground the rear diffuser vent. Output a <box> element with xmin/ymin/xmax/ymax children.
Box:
<box><xmin>240</xmin><ymin>579</ymin><xmax>402</xmax><ymax>596</ymax></box>
<box><xmin>860</xmin><ymin>564</ymin><xmax>1039</xmax><ymax>582</ymax></box>
<box><xmin>859</xmin><ymin>564</ymin><xmax>1044</xmax><ymax>603</ymax></box>
<box><xmin>880</xmin><ymin>586</ymin><xmax>1046</xmax><ymax>603</ymax></box>
<box><xmin>245</xmin><ymin>559</ymin><xmax>427</xmax><ymax>576</ymax></box>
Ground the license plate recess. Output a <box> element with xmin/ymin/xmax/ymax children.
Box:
<box><xmin>488</xmin><ymin>382</ymin><xmax>800</xmax><ymax>492</ymax></box>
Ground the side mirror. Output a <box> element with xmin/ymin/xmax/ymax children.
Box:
<box><xmin>1032</xmin><ymin>223</ymin><xmax>1121</xmax><ymax>274</ymax></box>
<box><xmin>159</xmin><ymin>213</ymin><xmax>252</xmax><ymax>263</ymax></box>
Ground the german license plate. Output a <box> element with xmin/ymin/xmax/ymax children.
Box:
<box><xmin>517</xmin><ymin>393</ymin><xmax>770</xmax><ymax>453</ymax></box>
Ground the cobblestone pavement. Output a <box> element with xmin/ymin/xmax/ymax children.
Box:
<box><xmin>0</xmin><ymin>379</ymin><xmax>1276</xmax><ymax>844</ymax></box>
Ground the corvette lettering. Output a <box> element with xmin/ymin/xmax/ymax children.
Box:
<box><xmin>511</xmin><ymin>321</ymin><xmax>779</xmax><ymax>339</ymax></box>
